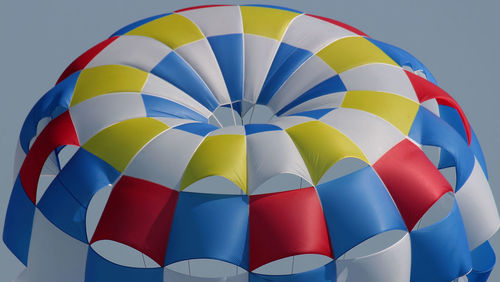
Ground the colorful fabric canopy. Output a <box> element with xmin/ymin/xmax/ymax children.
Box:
<box><xmin>4</xmin><ymin>4</ymin><xmax>498</xmax><ymax>282</ymax></box>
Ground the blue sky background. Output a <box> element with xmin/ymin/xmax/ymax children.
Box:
<box><xmin>1</xmin><ymin>1</ymin><xmax>499</xmax><ymax>281</ymax></box>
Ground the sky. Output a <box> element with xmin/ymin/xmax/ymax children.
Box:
<box><xmin>1</xmin><ymin>0</ymin><xmax>499</xmax><ymax>281</ymax></box>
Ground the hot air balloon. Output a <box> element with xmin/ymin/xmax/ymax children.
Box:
<box><xmin>4</xmin><ymin>4</ymin><xmax>499</xmax><ymax>282</ymax></box>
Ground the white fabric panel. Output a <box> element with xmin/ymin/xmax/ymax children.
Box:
<box><xmin>153</xmin><ymin>117</ymin><xmax>195</xmax><ymax>128</ymax></box>
<box><xmin>243</xmin><ymin>104</ymin><xmax>275</xmax><ymax>125</ymax></box>
<box><xmin>69</xmin><ymin>93</ymin><xmax>147</xmax><ymax>144</ymax></box>
<box><xmin>281</xmin><ymin>92</ymin><xmax>346</xmax><ymax>116</ymax></box>
<box><xmin>86</xmin><ymin>35</ymin><xmax>172</xmax><ymax>72</ymax></box>
<box><xmin>282</xmin><ymin>14</ymin><xmax>356</xmax><ymax>53</ymax></box>
<box><xmin>269</xmin><ymin>55</ymin><xmax>336</xmax><ymax>113</ymax></box>
<box><xmin>211</xmin><ymin>105</ymin><xmax>239</xmax><ymax>127</ymax></box>
<box><xmin>183</xmin><ymin>176</ymin><xmax>243</xmax><ymax>195</ymax></box>
<box><xmin>414</xmin><ymin>69</ymin><xmax>427</xmax><ymax>79</ymax></box>
<box><xmin>178</xmin><ymin>6</ymin><xmax>243</xmax><ymax>37</ymax></box>
<box><xmin>240</xmin><ymin>100</ymin><xmax>255</xmax><ymax>117</ymax></box>
<box><xmin>336</xmin><ymin>233</ymin><xmax>411</xmax><ymax>282</ymax></box>
<box><xmin>421</xmin><ymin>98</ymin><xmax>440</xmax><ymax>117</ymax></box>
<box><xmin>143</xmin><ymin>73</ymin><xmax>212</xmax><ymax>118</ymax></box>
<box><xmin>124</xmin><ymin>129</ymin><xmax>205</xmax><ymax>190</ymax></box>
<box><xmin>247</xmin><ymin>130</ymin><xmax>312</xmax><ymax>194</ymax></box>
<box><xmin>176</xmin><ymin>39</ymin><xmax>231</xmax><ymax>104</ymax></box>
<box><xmin>320</xmin><ymin>108</ymin><xmax>405</xmax><ymax>164</ymax></box>
<box><xmin>13</xmin><ymin>141</ymin><xmax>26</xmax><ymax>180</ymax></box>
<box><xmin>142</xmin><ymin>73</ymin><xmax>212</xmax><ymax>118</ymax></box>
<box><xmin>340</xmin><ymin>64</ymin><xmax>419</xmax><ymax>102</ymax></box>
<box><xmin>164</xmin><ymin>268</ymin><xmax>248</xmax><ymax>282</ymax></box>
<box><xmin>456</xmin><ymin>158</ymin><xmax>500</xmax><ymax>249</ymax></box>
<box><xmin>23</xmin><ymin>210</ymin><xmax>88</xmax><ymax>282</ymax></box>
<box><xmin>243</xmin><ymin>34</ymin><xmax>280</xmax><ymax>104</ymax></box>
<box><xmin>401</xmin><ymin>65</ymin><xmax>413</xmax><ymax>72</ymax></box>
<box><xmin>270</xmin><ymin>116</ymin><xmax>315</xmax><ymax>130</ymax></box>
<box><xmin>209</xmin><ymin>125</ymin><xmax>245</xmax><ymax>136</ymax></box>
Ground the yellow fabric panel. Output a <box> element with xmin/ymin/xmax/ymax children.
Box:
<box><xmin>240</xmin><ymin>6</ymin><xmax>299</xmax><ymax>40</ymax></box>
<box><xmin>70</xmin><ymin>65</ymin><xmax>148</xmax><ymax>107</ymax></box>
<box><xmin>126</xmin><ymin>13</ymin><xmax>204</xmax><ymax>49</ymax></box>
<box><xmin>316</xmin><ymin>37</ymin><xmax>398</xmax><ymax>73</ymax></box>
<box><xmin>181</xmin><ymin>135</ymin><xmax>247</xmax><ymax>193</ymax></box>
<box><xmin>286</xmin><ymin>121</ymin><xmax>368</xmax><ymax>185</ymax></box>
<box><xmin>82</xmin><ymin>117</ymin><xmax>168</xmax><ymax>172</ymax></box>
<box><xmin>341</xmin><ymin>90</ymin><xmax>420</xmax><ymax>135</ymax></box>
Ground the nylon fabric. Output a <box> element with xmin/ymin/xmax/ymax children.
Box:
<box><xmin>286</xmin><ymin>121</ymin><xmax>368</xmax><ymax>184</ymax></box>
<box><xmin>4</xmin><ymin>5</ymin><xmax>497</xmax><ymax>281</ymax></box>
<box><xmin>82</xmin><ymin>117</ymin><xmax>168</xmax><ymax>172</ymax></box>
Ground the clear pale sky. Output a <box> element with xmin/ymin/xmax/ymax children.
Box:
<box><xmin>1</xmin><ymin>1</ymin><xmax>499</xmax><ymax>281</ymax></box>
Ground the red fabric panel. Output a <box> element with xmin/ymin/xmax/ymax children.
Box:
<box><xmin>306</xmin><ymin>14</ymin><xmax>369</xmax><ymax>37</ymax></box>
<box><xmin>406</xmin><ymin>70</ymin><xmax>471</xmax><ymax>144</ymax></box>
<box><xmin>19</xmin><ymin>111</ymin><xmax>80</xmax><ymax>203</ymax></box>
<box><xmin>56</xmin><ymin>36</ymin><xmax>118</xmax><ymax>84</ymax></box>
<box><xmin>373</xmin><ymin>139</ymin><xmax>453</xmax><ymax>231</ymax></box>
<box><xmin>249</xmin><ymin>187</ymin><xmax>333</xmax><ymax>271</ymax></box>
<box><xmin>90</xmin><ymin>176</ymin><xmax>179</xmax><ymax>266</ymax></box>
<box><xmin>175</xmin><ymin>5</ymin><xmax>229</xmax><ymax>13</ymax></box>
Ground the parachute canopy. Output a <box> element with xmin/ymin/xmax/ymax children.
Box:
<box><xmin>4</xmin><ymin>4</ymin><xmax>498</xmax><ymax>282</ymax></box>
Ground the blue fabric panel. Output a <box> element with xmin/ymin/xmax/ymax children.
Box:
<box><xmin>290</xmin><ymin>108</ymin><xmax>335</xmax><ymax>119</ymax></box>
<box><xmin>366</xmin><ymin>38</ymin><xmax>437</xmax><ymax>84</ymax></box>
<box><xmin>472</xmin><ymin>241</ymin><xmax>496</xmax><ymax>272</ymax></box>
<box><xmin>37</xmin><ymin>178</ymin><xmax>87</xmax><ymax>243</ymax></box>
<box><xmin>317</xmin><ymin>166</ymin><xmax>406</xmax><ymax>257</ymax></box>
<box><xmin>142</xmin><ymin>94</ymin><xmax>207</xmax><ymax>122</ymax></box>
<box><xmin>470</xmin><ymin>128</ymin><xmax>488</xmax><ymax>179</ymax></box>
<box><xmin>408</xmin><ymin>107</ymin><xmax>474</xmax><ymax>190</ymax></box>
<box><xmin>58</xmin><ymin>149</ymin><xmax>120</xmax><ymax>207</ymax></box>
<box><xmin>438</xmin><ymin>105</ymin><xmax>468</xmax><ymax>143</ymax></box>
<box><xmin>438</xmin><ymin>105</ymin><xmax>469</xmax><ymax>171</ymax></box>
<box><xmin>19</xmin><ymin>72</ymin><xmax>78</xmax><ymax>153</ymax></box>
<box><xmin>410</xmin><ymin>200</ymin><xmax>472</xmax><ymax>282</ymax></box>
<box><xmin>242</xmin><ymin>4</ymin><xmax>303</xmax><ymax>14</ymax></box>
<box><xmin>110</xmin><ymin>13</ymin><xmax>171</xmax><ymax>37</ymax></box>
<box><xmin>3</xmin><ymin>177</ymin><xmax>35</xmax><ymax>266</ymax></box>
<box><xmin>468</xmin><ymin>270</ymin><xmax>492</xmax><ymax>282</ymax></box>
<box><xmin>207</xmin><ymin>34</ymin><xmax>244</xmax><ymax>102</ymax></box>
<box><xmin>221</xmin><ymin>101</ymin><xmax>242</xmax><ymax>115</ymax></box>
<box><xmin>467</xmin><ymin>241</ymin><xmax>495</xmax><ymax>282</ymax></box>
<box><xmin>85</xmin><ymin>248</ymin><xmax>163</xmax><ymax>282</ymax></box>
<box><xmin>51</xmin><ymin>105</ymin><xmax>68</xmax><ymax>119</ymax></box>
<box><xmin>244</xmin><ymin>124</ymin><xmax>282</xmax><ymax>135</ymax></box>
<box><xmin>175</xmin><ymin>122</ymin><xmax>218</xmax><ymax>136</ymax></box>
<box><xmin>165</xmin><ymin>193</ymin><xmax>249</xmax><ymax>269</ymax></box>
<box><xmin>258</xmin><ymin>43</ymin><xmax>313</xmax><ymax>105</ymax></box>
<box><xmin>276</xmin><ymin>75</ymin><xmax>345</xmax><ymax>116</ymax></box>
<box><xmin>438</xmin><ymin>148</ymin><xmax>457</xmax><ymax>170</ymax></box>
<box><xmin>250</xmin><ymin>260</ymin><xmax>335</xmax><ymax>282</ymax></box>
<box><xmin>151</xmin><ymin>52</ymin><xmax>219</xmax><ymax>111</ymax></box>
